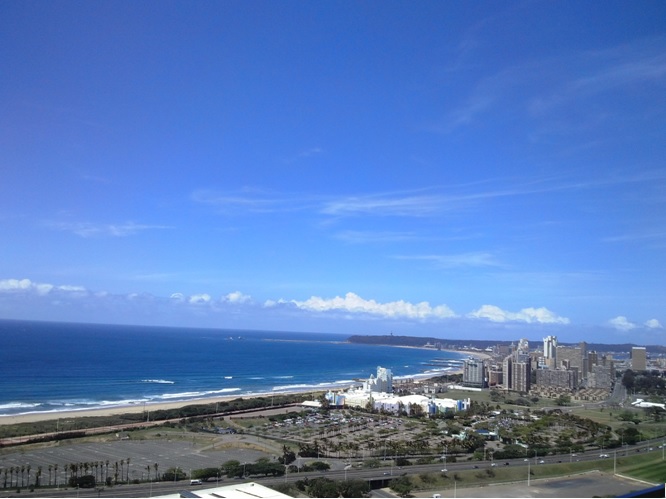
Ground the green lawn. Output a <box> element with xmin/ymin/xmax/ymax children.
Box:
<box><xmin>409</xmin><ymin>453</ymin><xmax>666</xmax><ymax>492</ymax></box>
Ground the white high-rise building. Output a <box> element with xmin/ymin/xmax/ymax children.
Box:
<box><xmin>543</xmin><ymin>335</ymin><xmax>557</xmax><ymax>369</ymax></box>
<box><xmin>364</xmin><ymin>366</ymin><xmax>393</xmax><ymax>393</ymax></box>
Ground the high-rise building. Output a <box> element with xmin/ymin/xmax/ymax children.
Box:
<box><xmin>536</xmin><ymin>368</ymin><xmax>577</xmax><ymax>390</ymax></box>
<box><xmin>543</xmin><ymin>335</ymin><xmax>557</xmax><ymax>369</ymax></box>
<box><xmin>463</xmin><ymin>358</ymin><xmax>486</xmax><ymax>388</ymax></box>
<box><xmin>503</xmin><ymin>339</ymin><xmax>531</xmax><ymax>393</ymax></box>
<box><xmin>511</xmin><ymin>358</ymin><xmax>531</xmax><ymax>393</ymax></box>
<box><xmin>364</xmin><ymin>366</ymin><xmax>393</xmax><ymax>393</ymax></box>
<box><xmin>631</xmin><ymin>347</ymin><xmax>647</xmax><ymax>371</ymax></box>
<box><xmin>556</xmin><ymin>345</ymin><xmax>586</xmax><ymax>384</ymax></box>
<box><xmin>588</xmin><ymin>365</ymin><xmax>613</xmax><ymax>390</ymax></box>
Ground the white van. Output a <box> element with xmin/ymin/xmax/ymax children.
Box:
<box><xmin>190</xmin><ymin>479</ymin><xmax>203</xmax><ymax>485</ymax></box>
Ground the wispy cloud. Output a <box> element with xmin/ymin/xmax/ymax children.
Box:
<box><xmin>283</xmin><ymin>147</ymin><xmax>323</xmax><ymax>164</ymax></box>
<box><xmin>603</xmin><ymin>229</ymin><xmax>666</xmax><ymax>245</ymax></box>
<box><xmin>191</xmin><ymin>188</ymin><xmax>315</xmax><ymax>215</ymax></box>
<box><xmin>49</xmin><ymin>221</ymin><xmax>172</xmax><ymax>238</ymax></box>
<box><xmin>333</xmin><ymin>230</ymin><xmax>422</xmax><ymax>244</ymax></box>
<box><xmin>320</xmin><ymin>192</ymin><xmax>447</xmax><ymax>217</ymax></box>
<box><xmin>433</xmin><ymin>35</ymin><xmax>666</xmax><ymax>134</ymax></box>
<box><xmin>394</xmin><ymin>252</ymin><xmax>500</xmax><ymax>268</ymax></box>
<box><xmin>193</xmin><ymin>171</ymin><xmax>664</xmax><ymax>222</ymax></box>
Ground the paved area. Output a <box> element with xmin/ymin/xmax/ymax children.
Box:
<box><xmin>0</xmin><ymin>435</ymin><xmax>272</xmax><ymax>487</ymax></box>
<box><xmin>411</xmin><ymin>471</ymin><xmax>659</xmax><ymax>498</ymax></box>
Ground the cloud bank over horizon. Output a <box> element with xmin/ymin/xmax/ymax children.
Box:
<box><xmin>2</xmin><ymin>277</ymin><xmax>662</xmax><ymax>345</ymax></box>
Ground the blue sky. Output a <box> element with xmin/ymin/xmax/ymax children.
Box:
<box><xmin>1</xmin><ymin>1</ymin><xmax>665</xmax><ymax>345</ymax></box>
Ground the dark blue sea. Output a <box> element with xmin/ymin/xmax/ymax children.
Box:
<box><xmin>0</xmin><ymin>320</ymin><xmax>463</xmax><ymax>417</ymax></box>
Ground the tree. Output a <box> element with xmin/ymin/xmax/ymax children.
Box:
<box><xmin>307</xmin><ymin>461</ymin><xmax>330</xmax><ymax>472</ymax></box>
<box><xmin>555</xmin><ymin>394</ymin><xmax>571</xmax><ymax>406</ymax></box>
<box><xmin>221</xmin><ymin>460</ymin><xmax>242</xmax><ymax>478</ymax></box>
<box><xmin>622</xmin><ymin>370</ymin><xmax>635</xmax><ymax>391</ymax></box>
<box><xmin>191</xmin><ymin>468</ymin><xmax>221</xmax><ymax>481</ymax></box>
<box><xmin>162</xmin><ymin>467</ymin><xmax>186</xmax><ymax>481</ymax></box>
<box><xmin>280</xmin><ymin>445</ymin><xmax>296</xmax><ymax>465</ymax></box>
<box><xmin>339</xmin><ymin>479</ymin><xmax>370</xmax><ymax>498</ymax></box>
<box><xmin>390</xmin><ymin>476</ymin><xmax>413</xmax><ymax>497</ymax></box>
<box><xmin>308</xmin><ymin>477</ymin><xmax>339</xmax><ymax>498</ymax></box>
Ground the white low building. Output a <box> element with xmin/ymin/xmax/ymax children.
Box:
<box><xmin>157</xmin><ymin>482</ymin><xmax>289</xmax><ymax>499</ymax></box>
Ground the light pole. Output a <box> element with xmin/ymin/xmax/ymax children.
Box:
<box><xmin>527</xmin><ymin>459</ymin><xmax>530</xmax><ymax>487</ymax></box>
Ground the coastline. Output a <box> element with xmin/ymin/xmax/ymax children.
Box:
<box><xmin>0</xmin><ymin>390</ymin><xmax>309</xmax><ymax>426</ymax></box>
<box><xmin>0</xmin><ymin>340</ymin><xmax>479</xmax><ymax>426</ymax></box>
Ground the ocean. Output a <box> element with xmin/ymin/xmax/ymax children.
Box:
<box><xmin>0</xmin><ymin>319</ymin><xmax>464</xmax><ymax>417</ymax></box>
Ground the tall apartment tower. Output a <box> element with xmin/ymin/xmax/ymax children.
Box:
<box><xmin>543</xmin><ymin>335</ymin><xmax>557</xmax><ymax>369</ymax></box>
<box><xmin>503</xmin><ymin>338</ymin><xmax>531</xmax><ymax>393</ymax></box>
<box><xmin>463</xmin><ymin>357</ymin><xmax>486</xmax><ymax>388</ymax></box>
<box><xmin>631</xmin><ymin>347</ymin><xmax>647</xmax><ymax>371</ymax></box>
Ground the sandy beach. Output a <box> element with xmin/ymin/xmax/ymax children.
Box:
<box><xmin>0</xmin><ymin>346</ymin><xmax>483</xmax><ymax>427</ymax></box>
<box><xmin>0</xmin><ymin>391</ymin><xmax>289</xmax><ymax>426</ymax></box>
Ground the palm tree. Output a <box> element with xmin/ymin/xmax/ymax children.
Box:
<box><xmin>154</xmin><ymin>463</ymin><xmax>159</xmax><ymax>482</ymax></box>
<box><xmin>146</xmin><ymin>465</ymin><xmax>151</xmax><ymax>482</ymax></box>
<box><xmin>126</xmin><ymin>458</ymin><xmax>130</xmax><ymax>483</ymax></box>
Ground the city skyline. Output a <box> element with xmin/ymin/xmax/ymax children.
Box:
<box><xmin>2</xmin><ymin>2</ymin><xmax>665</xmax><ymax>344</ymax></box>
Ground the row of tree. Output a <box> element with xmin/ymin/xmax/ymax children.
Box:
<box><xmin>0</xmin><ymin>458</ymin><xmax>160</xmax><ymax>490</ymax></box>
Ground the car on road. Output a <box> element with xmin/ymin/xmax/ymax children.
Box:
<box><xmin>441</xmin><ymin>468</ymin><xmax>448</xmax><ymax>472</ymax></box>
<box><xmin>491</xmin><ymin>463</ymin><xmax>497</xmax><ymax>467</ymax></box>
<box><xmin>599</xmin><ymin>454</ymin><xmax>609</xmax><ymax>458</ymax></box>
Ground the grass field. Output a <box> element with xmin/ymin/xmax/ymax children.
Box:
<box><xmin>408</xmin><ymin>451</ymin><xmax>666</xmax><ymax>493</ymax></box>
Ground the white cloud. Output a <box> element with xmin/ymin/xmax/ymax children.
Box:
<box><xmin>0</xmin><ymin>278</ymin><xmax>86</xmax><ymax>296</ymax></box>
<box><xmin>170</xmin><ymin>293</ymin><xmax>186</xmax><ymax>302</ymax></box>
<box><xmin>644</xmin><ymin>318</ymin><xmax>663</xmax><ymax>329</ymax></box>
<box><xmin>224</xmin><ymin>291</ymin><xmax>251</xmax><ymax>304</ymax></box>
<box><xmin>58</xmin><ymin>284</ymin><xmax>86</xmax><ymax>292</ymax></box>
<box><xmin>468</xmin><ymin>305</ymin><xmax>570</xmax><ymax>324</ymax></box>
<box><xmin>0</xmin><ymin>278</ymin><xmax>33</xmax><ymax>291</ymax></box>
<box><xmin>291</xmin><ymin>292</ymin><xmax>456</xmax><ymax>320</ymax></box>
<box><xmin>608</xmin><ymin>316</ymin><xmax>637</xmax><ymax>331</ymax></box>
<box><xmin>189</xmin><ymin>294</ymin><xmax>212</xmax><ymax>304</ymax></box>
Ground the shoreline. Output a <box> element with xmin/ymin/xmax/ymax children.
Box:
<box><xmin>1</xmin><ymin>342</ymin><xmax>477</xmax><ymax>426</ymax></box>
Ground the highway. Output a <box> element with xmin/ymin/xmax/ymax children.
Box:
<box><xmin>6</xmin><ymin>438</ymin><xmax>663</xmax><ymax>498</ymax></box>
